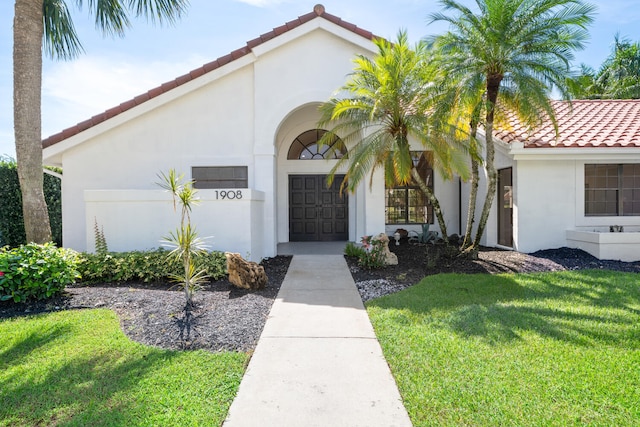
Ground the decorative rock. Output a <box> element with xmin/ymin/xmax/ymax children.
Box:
<box><xmin>374</xmin><ymin>233</ymin><xmax>398</xmax><ymax>266</ymax></box>
<box><xmin>225</xmin><ymin>252</ymin><xmax>268</xmax><ymax>290</ymax></box>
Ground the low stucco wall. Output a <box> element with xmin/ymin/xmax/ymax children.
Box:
<box><xmin>85</xmin><ymin>189</ymin><xmax>265</xmax><ymax>261</ymax></box>
<box><xmin>566</xmin><ymin>230</ymin><xmax>640</xmax><ymax>262</ymax></box>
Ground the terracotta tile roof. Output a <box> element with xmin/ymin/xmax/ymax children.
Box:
<box><xmin>42</xmin><ymin>4</ymin><xmax>376</xmax><ymax>149</ymax></box>
<box><xmin>494</xmin><ymin>99</ymin><xmax>640</xmax><ymax>148</ymax></box>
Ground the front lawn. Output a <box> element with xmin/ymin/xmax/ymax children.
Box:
<box><xmin>367</xmin><ymin>270</ymin><xmax>640</xmax><ymax>426</ymax></box>
<box><xmin>0</xmin><ymin>309</ymin><xmax>247</xmax><ymax>426</ymax></box>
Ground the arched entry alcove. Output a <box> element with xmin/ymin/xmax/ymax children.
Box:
<box><xmin>275</xmin><ymin>104</ymin><xmax>354</xmax><ymax>243</ymax></box>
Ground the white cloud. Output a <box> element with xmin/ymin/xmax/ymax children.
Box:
<box><xmin>41</xmin><ymin>54</ymin><xmax>208</xmax><ymax>136</ymax></box>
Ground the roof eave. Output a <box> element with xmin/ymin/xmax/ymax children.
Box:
<box><xmin>41</xmin><ymin>5</ymin><xmax>378</xmax><ymax>156</ymax></box>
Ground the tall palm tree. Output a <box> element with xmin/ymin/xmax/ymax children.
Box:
<box><xmin>569</xmin><ymin>34</ymin><xmax>640</xmax><ymax>99</ymax></box>
<box><xmin>429</xmin><ymin>0</ymin><xmax>595</xmax><ymax>257</ymax></box>
<box><xmin>424</xmin><ymin>60</ymin><xmax>486</xmax><ymax>250</ymax></box>
<box><xmin>13</xmin><ymin>0</ymin><xmax>188</xmax><ymax>244</ymax></box>
<box><xmin>318</xmin><ymin>31</ymin><xmax>469</xmax><ymax>244</ymax></box>
<box><xmin>566</xmin><ymin>63</ymin><xmax>601</xmax><ymax>99</ymax></box>
<box><xmin>595</xmin><ymin>34</ymin><xmax>640</xmax><ymax>99</ymax></box>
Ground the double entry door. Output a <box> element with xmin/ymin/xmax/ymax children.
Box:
<box><xmin>289</xmin><ymin>175</ymin><xmax>348</xmax><ymax>241</ymax></box>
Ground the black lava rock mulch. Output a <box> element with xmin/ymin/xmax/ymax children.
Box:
<box><xmin>0</xmin><ymin>256</ymin><xmax>292</xmax><ymax>353</ymax></box>
<box><xmin>347</xmin><ymin>241</ymin><xmax>640</xmax><ymax>301</ymax></box>
<box><xmin>3</xmin><ymin>244</ymin><xmax>639</xmax><ymax>352</ymax></box>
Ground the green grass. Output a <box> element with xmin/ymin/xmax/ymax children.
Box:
<box><xmin>367</xmin><ymin>270</ymin><xmax>640</xmax><ymax>426</ymax></box>
<box><xmin>0</xmin><ymin>309</ymin><xmax>247</xmax><ymax>426</ymax></box>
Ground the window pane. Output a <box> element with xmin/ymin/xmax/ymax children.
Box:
<box><xmin>385</xmin><ymin>151</ymin><xmax>435</xmax><ymax>224</ymax></box>
<box><xmin>408</xmin><ymin>189</ymin><xmax>429</xmax><ymax>223</ymax></box>
<box><xmin>621</xmin><ymin>164</ymin><xmax>640</xmax><ymax>216</ymax></box>
<box><xmin>586</xmin><ymin>164</ymin><xmax>621</xmax><ymax>216</ymax></box>
<box><xmin>287</xmin><ymin>130</ymin><xmax>346</xmax><ymax>160</ymax></box>
<box><xmin>584</xmin><ymin>161</ymin><xmax>640</xmax><ymax>215</ymax></box>
<box><xmin>386</xmin><ymin>188</ymin><xmax>407</xmax><ymax>224</ymax></box>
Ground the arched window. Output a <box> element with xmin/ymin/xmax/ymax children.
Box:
<box><xmin>287</xmin><ymin>129</ymin><xmax>346</xmax><ymax>160</ymax></box>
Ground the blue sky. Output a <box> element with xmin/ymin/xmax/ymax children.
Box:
<box><xmin>1</xmin><ymin>0</ymin><xmax>638</xmax><ymax>158</ymax></box>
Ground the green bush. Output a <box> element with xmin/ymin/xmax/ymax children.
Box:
<box><xmin>0</xmin><ymin>243</ymin><xmax>81</xmax><ymax>302</ymax></box>
<box><xmin>0</xmin><ymin>157</ymin><xmax>62</xmax><ymax>248</ymax></box>
<box><xmin>77</xmin><ymin>249</ymin><xmax>227</xmax><ymax>284</ymax></box>
<box><xmin>358</xmin><ymin>235</ymin><xmax>387</xmax><ymax>269</ymax></box>
<box><xmin>344</xmin><ymin>241</ymin><xmax>366</xmax><ymax>257</ymax></box>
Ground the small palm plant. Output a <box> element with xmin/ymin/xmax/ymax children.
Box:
<box><xmin>157</xmin><ymin>169</ymin><xmax>208</xmax><ymax>307</ymax></box>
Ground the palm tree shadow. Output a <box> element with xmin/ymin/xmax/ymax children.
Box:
<box><xmin>3</xmin><ymin>351</ymin><xmax>179</xmax><ymax>425</ymax></box>
<box><xmin>370</xmin><ymin>270</ymin><xmax>640</xmax><ymax>348</ymax></box>
<box><xmin>172</xmin><ymin>303</ymin><xmax>207</xmax><ymax>349</ymax></box>
<box><xmin>0</xmin><ymin>323</ymin><xmax>72</xmax><ymax>369</ymax></box>
<box><xmin>1</xmin><ymin>320</ymin><xmax>181</xmax><ymax>425</ymax></box>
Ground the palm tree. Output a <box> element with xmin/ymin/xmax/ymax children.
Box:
<box><xmin>566</xmin><ymin>63</ymin><xmax>601</xmax><ymax>99</ymax></box>
<box><xmin>429</xmin><ymin>0</ymin><xmax>595</xmax><ymax>257</ymax></box>
<box><xmin>13</xmin><ymin>0</ymin><xmax>188</xmax><ymax>244</ymax></box>
<box><xmin>318</xmin><ymin>31</ymin><xmax>469</xmax><ymax>244</ymax></box>
<box><xmin>569</xmin><ymin>34</ymin><xmax>640</xmax><ymax>99</ymax></box>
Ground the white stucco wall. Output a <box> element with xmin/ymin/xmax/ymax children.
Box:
<box><xmin>57</xmin><ymin>64</ymin><xmax>258</xmax><ymax>255</ymax></box>
<box><xmin>458</xmin><ymin>140</ymin><xmax>640</xmax><ymax>258</ymax></box>
<box><xmin>44</xmin><ymin>19</ymin><xmax>380</xmax><ymax>260</ymax></box>
<box><xmin>513</xmin><ymin>159</ymin><xmax>576</xmax><ymax>252</ymax></box>
<box><xmin>85</xmin><ymin>189</ymin><xmax>264</xmax><ymax>258</ymax></box>
<box><xmin>458</xmin><ymin>138</ymin><xmax>515</xmax><ymax>248</ymax></box>
<box><xmin>48</xmin><ymin>15</ymin><xmax>640</xmax><ymax>260</ymax></box>
<box><xmin>510</xmin><ymin>146</ymin><xmax>640</xmax><ymax>256</ymax></box>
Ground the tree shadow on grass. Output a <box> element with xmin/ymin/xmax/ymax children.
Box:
<box><xmin>0</xmin><ymin>313</ymin><xmax>184</xmax><ymax>426</ymax></box>
<box><xmin>0</xmin><ymin>322</ymin><xmax>72</xmax><ymax>369</ymax></box>
<box><xmin>2</xmin><ymin>351</ymin><xmax>178</xmax><ymax>426</ymax></box>
<box><xmin>369</xmin><ymin>270</ymin><xmax>640</xmax><ymax>348</ymax></box>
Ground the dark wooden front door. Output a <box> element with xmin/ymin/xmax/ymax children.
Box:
<box><xmin>498</xmin><ymin>167</ymin><xmax>513</xmax><ymax>247</ymax></box>
<box><xmin>289</xmin><ymin>175</ymin><xmax>348</xmax><ymax>241</ymax></box>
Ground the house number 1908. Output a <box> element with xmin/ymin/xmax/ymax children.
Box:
<box><xmin>214</xmin><ymin>190</ymin><xmax>243</xmax><ymax>200</ymax></box>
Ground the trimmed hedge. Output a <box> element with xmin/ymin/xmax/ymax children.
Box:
<box><xmin>0</xmin><ymin>157</ymin><xmax>62</xmax><ymax>247</ymax></box>
<box><xmin>0</xmin><ymin>243</ymin><xmax>81</xmax><ymax>302</ymax></box>
<box><xmin>0</xmin><ymin>246</ymin><xmax>228</xmax><ymax>302</ymax></box>
<box><xmin>77</xmin><ymin>248</ymin><xmax>228</xmax><ymax>284</ymax></box>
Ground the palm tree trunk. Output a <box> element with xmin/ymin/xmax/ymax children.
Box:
<box><xmin>461</xmin><ymin>124</ymin><xmax>479</xmax><ymax>251</ymax></box>
<box><xmin>471</xmin><ymin>80</ymin><xmax>501</xmax><ymax>257</ymax></box>
<box><xmin>14</xmin><ymin>0</ymin><xmax>52</xmax><ymax>244</ymax></box>
<box><xmin>473</xmin><ymin>124</ymin><xmax>497</xmax><ymax>255</ymax></box>
<box><xmin>410</xmin><ymin>167</ymin><xmax>449</xmax><ymax>245</ymax></box>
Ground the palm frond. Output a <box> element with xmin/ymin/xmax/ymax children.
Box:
<box><xmin>43</xmin><ymin>0</ymin><xmax>84</xmax><ymax>59</ymax></box>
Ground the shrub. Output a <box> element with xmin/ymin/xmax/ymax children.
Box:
<box><xmin>77</xmin><ymin>249</ymin><xmax>227</xmax><ymax>285</ymax></box>
<box><xmin>0</xmin><ymin>157</ymin><xmax>62</xmax><ymax>248</ymax></box>
<box><xmin>0</xmin><ymin>243</ymin><xmax>81</xmax><ymax>302</ymax></box>
<box><xmin>358</xmin><ymin>235</ymin><xmax>387</xmax><ymax>269</ymax></box>
<box><xmin>344</xmin><ymin>241</ymin><xmax>366</xmax><ymax>258</ymax></box>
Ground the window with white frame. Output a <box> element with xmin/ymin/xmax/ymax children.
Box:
<box><xmin>585</xmin><ymin>164</ymin><xmax>640</xmax><ymax>216</ymax></box>
<box><xmin>385</xmin><ymin>152</ymin><xmax>434</xmax><ymax>224</ymax></box>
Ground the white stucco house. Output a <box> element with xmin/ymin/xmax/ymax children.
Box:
<box><xmin>42</xmin><ymin>5</ymin><xmax>640</xmax><ymax>262</ymax></box>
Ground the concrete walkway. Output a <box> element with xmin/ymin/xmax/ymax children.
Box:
<box><xmin>223</xmin><ymin>255</ymin><xmax>412</xmax><ymax>427</ymax></box>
